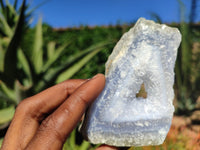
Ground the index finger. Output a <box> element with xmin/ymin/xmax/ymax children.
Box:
<box><xmin>26</xmin><ymin>74</ymin><xmax>105</xmax><ymax>149</ymax></box>
<box><xmin>22</xmin><ymin>79</ymin><xmax>87</xmax><ymax>120</ymax></box>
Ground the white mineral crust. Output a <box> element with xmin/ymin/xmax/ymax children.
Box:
<box><xmin>81</xmin><ymin>18</ymin><xmax>181</xmax><ymax>147</ymax></box>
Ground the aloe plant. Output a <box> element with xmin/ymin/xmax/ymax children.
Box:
<box><xmin>0</xmin><ymin>1</ymin><xmax>112</xmax><ymax>149</ymax></box>
<box><xmin>0</xmin><ymin>0</ymin><xmax>112</xmax><ymax>129</ymax></box>
<box><xmin>0</xmin><ymin>0</ymin><xmax>27</xmax><ymax>128</ymax></box>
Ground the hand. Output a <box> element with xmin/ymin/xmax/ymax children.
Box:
<box><xmin>1</xmin><ymin>74</ymin><xmax>117</xmax><ymax>150</ymax></box>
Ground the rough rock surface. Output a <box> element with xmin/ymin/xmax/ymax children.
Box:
<box><xmin>81</xmin><ymin>18</ymin><xmax>181</xmax><ymax>147</ymax></box>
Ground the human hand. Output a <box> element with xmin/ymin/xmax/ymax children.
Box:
<box><xmin>1</xmin><ymin>74</ymin><xmax>117</xmax><ymax>150</ymax></box>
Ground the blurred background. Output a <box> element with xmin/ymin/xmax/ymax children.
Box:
<box><xmin>0</xmin><ymin>0</ymin><xmax>200</xmax><ymax>149</ymax></box>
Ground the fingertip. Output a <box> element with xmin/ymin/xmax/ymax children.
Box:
<box><xmin>90</xmin><ymin>73</ymin><xmax>106</xmax><ymax>88</ymax></box>
<box><xmin>87</xmin><ymin>73</ymin><xmax>106</xmax><ymax>96</ymax></box>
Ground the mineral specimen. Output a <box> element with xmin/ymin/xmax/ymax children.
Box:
<box><xmin>81</xmin><ymin>18</ymin><xmax>181</xmax><ymax>147</ymax></box>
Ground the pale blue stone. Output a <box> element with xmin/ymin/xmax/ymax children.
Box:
<box><xmin>81</xmin><ymin>18</ymin><xmax>181</xmax><ymax>147</ymax></box>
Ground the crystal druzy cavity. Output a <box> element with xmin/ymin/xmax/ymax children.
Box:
<box><xmin>81</xmin><ymin>18</ymin><xmax>181</xmax><ymax>147</ymax></box>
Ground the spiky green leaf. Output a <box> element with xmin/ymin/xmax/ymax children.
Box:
<box><xmin>17</xmin><ymin>48</ymin><xmax>32</xmax><ymax>86</ymax></box>
<box><xmin>0</xmin><ymin>81</ymin><xmax>15</xmax><ymax>101</ymax></box>
<box><xmin>32</xmin><ymin>18</ymin><xmax>43</xmax><ymax>74</ymax></box>
<box><xmin>34</xmin><ymin>41</ymin><xmax>112</xmax><ymax>92</ymax></box>
<box><xmin>0</xmin><ymin>40</ymin><xmax>5</xmax><ymax>72</ymax></box>
<box><xmin>56</xmin><ymin>41</ymin><xmax>112</xmax><ymax>68</ymax></box>
<box><xmin>43</xmin><ymin>41</ymin><xmax>70</xmax><ymax>72</ymax></box>
<box><xmin>0</xmin><ymin>89</ymin><xmax>15</xmax><ymax>105</ymax></box>
<box><xmin>0</xmin><ymin>13</ymin><xmax>13</xmax><ymax>37</ymax></box>
<box><xmin>0</xmin><ymin>105</ymin><xmax>15</xmax><ymax>125</ymax></box>
<box><xmin>47</xmin><ymin>41</ymin><xmax>56</xmax><ymax>60</ymax></box>
<box><xmin>3</xmin><ymin>0</ymin><xmax>26</xmax><ymax>87</ymax></box>
<box><xmin>7</xmin><ymin>1</ymin><xmax>17</xmax><ymax>16</ymax></box>
<box><xmin>79</xmin><ymin>141</ymin><xmax>90</xmax><ymax>150</ymax></box>
<box><xmin>56</xmin><ymin>48</ymin><xmax>102</xmax><ymax>83</ymax></box>
<box><xmin>0</xmin><ymin>138</ymin><xmax>3</xmax><ymax>148</ymax></box>
<box><xmin>0</xmin><ymin>0</ymin><xmax>5</xmax><ymax>10</ymax></box>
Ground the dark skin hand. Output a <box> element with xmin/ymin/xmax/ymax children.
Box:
<box><xmin>1</xmin><ymin>74</ymin><xmax>118</xmax><ymax>150</ymax></box>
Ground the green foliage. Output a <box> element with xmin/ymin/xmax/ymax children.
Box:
<box><xmin>63</xmin><ymin>130</ymin><xmax>90</xmax><ymax>150</ymax></box>
<box><xmin>175</xmin><ymin>22</ymin><xmax>195</xmax><ymax>114</ymax></box>
<box><xmin>0</xmin><ymin>106</ymin><xmax>15</xmax><ymax>127</ymax></box>
<box><xmin>175</xmin><ymin>0</ymin><xmax>200</xmax><ymax>114</ymax></box>
<box><xmin>0</xmin><ymin>0</ymin><xmax>113</xmax><ymax>130</ymax></box>
<box><xmin>0</xmin><ymin>0</ymin><xmax>28</xmax><ymax>111</ymax></box>
<box><xmin>62</xmin><ymin>128</ymin><xmax>101</xmax><ymax>150</ymax></box>
<box><xmin>0</xmin><ymin>0</ymin><xmax>33</xmax><ymax>37</ymax></box>
<box><xmin>0</xmin><ymin>138</ymin><xmax>3</xmax><ymax>148</ymax></box>
<box><xmin>38</xmin><ymin>25</ymin><xmax>125</xmax><ymax>80</ymax></box>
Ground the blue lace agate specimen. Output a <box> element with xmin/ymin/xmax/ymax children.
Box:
<box><xmin>81</xmin><ymin>18</ymin><xmax>181</xmax><ymax>147</ymax></box>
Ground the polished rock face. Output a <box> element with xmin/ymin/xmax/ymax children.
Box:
<box><xmin>81</xmin><ymin>18</ymin><xmax>181</xmax><ymax>147</ymax></box>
